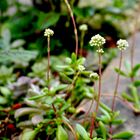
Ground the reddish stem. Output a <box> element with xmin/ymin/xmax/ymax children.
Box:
<box><xmin>96</xmin><ymin>53</ymin><xmax>102</xmax><ymax>112</ymax></box>
<box><xmin>64</xmin><ymin>0</ymin><xmax>78</xmax><ymax>56</ymax></box>
<box><xmin>111</xmin><ymin>51</ymin><xmax>123</xmax><ymax>111</ymax></box>
<box><xmin>47</xmin><ymin>36</ymin><xmax>50</xmax><ymax>90</ymax></box>
<box><xmin>109</xmin><ymin>51</ymin><xmax>123</xmax><ymax>139</ymax></box>
<box><xmin>90</xmin><ymin>53</ymin><xmax>102</xmax><ymax>138</ymax></box>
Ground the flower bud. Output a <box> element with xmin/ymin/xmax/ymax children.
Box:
<box><xmin>89</xmin><ymin>34</ymin><xmax>105</xmax><ymax>48</ymax></box>
<box><xmin>117</xmin><ymin>39</ymin><xmax>129</xmax><ymax>51</ymax></box>
<box><xmin>44</xmin><ymin>28</ymin><xmax>54</xmax><ymax>37</ymax></box>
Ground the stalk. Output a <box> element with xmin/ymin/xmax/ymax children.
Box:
<box><xmin>109</xmin><ymin>51</ymin><xmax>123</xmax><ymax>139</ymax></box>
<box><xmin>96</xmin><ymin>53</ymin><xmax>102</xmax><ymax>112</ymax></box>
<box><xmin>47</xmin><ymin>36</ymin><xmax>51</xmax><ymax>91</ymax></box>
<box><xmin>80</xmin><ymin>31</ymin><xmax>85</xmax><ymax>57</ymax></box>
<box><xmin>111</xmin><ymin>51</ymin><xmax>123</xmax><ymax>111</ymax></box>
<box><xmin>64</xmin><ymin>0</ymin><xmax>78</xmax><ymax>56</ymax></box>
<box><xmin>90</xmin><ymin>53</ymin><xmax>102</xmax><ymax>138</ymax></box>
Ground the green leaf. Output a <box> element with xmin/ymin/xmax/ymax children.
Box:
<box><xmin>37</xmin><ymin>12</ymin><xmax>60</xmax><ymax>30</ymax></box>
<box><xmin>0</xmin><ymin>50</ymin><xmax>38</xmax><ymax>64</ymax></box>
<box><xmin>11</xmin><ymin>39</ymin><xmax>26</xmax><ymax>48</ymax></box>
<box><xmin>1</xmin><ymin>28</ymin><xmax>11</xmax><ymax>48</ymax></box>
<box><xmin>76</xmin><ymin>57</ymin><xmax>85</xmax><ymax>65</ymax></box>
<box><xmin>124</xmin><ymin>61</ymin><xmax>131</xmax><ymax>73</ymax></box>
<box><xmin>111</xmin><ymin>119</ymin><xmax>124</xmax><ymax>125</ymax></box>
<box><xmin>0</xmin><ymin>96</ymin><xmax>7</xmax><ymax>105</ymax></box>
<box><xmin>28</xmin><ymin>94</ymin><xmax>46</xmax><ymax>100</ymax></box>
<box><xmin>15</xmin><ymin>107</ymin><xmax>42</xmax><ymax>118</ymax></box>
<box><xmin>59</xmin><ymin>73</ymin><xmax>72</xmax><ymax>83</ymax></box>
<box><xmin>56</xmin><ymin>125</ymin><xmax>68</xmax><ymax>140</ymax></box>
<box><xmin>100</xmin><ymin>102</ymin><xmax>111</xmax><ymax>113</ymax></box>
<box><xmin>100</xmin><ymin>108</ymin><xmax>111</xmax><ymax>121</ymax></box>
<box><xmin>122</xmin><ymin>92</ymin><xmax>133</xmax><ymax>102</ymax></box>
<box><xmin>0</xmin><ymin>87</ymin><xmax>11</xmax><ymax>97</ymax></box>
<box><xmin>133</xmin><ymin>80</ymin><xmax>140</xmax><ymax>87</ymax></box>
<box><xmin>112</xmin><ymin>131</ymin><xmax>134</xmax><ymax>139</ymax></box>
<box><xmin>73</xmin><ymin>7</ymin><xmax>94</xmax><ymax>18</ymax></box>
<box><xmin>114</xmin><ymin>68</ymin><xmax>127</xmax><ymax>77</ymax></box>
<box><xmin>99</xmin><ymin>121</ymin><xmax>107</xmax><ymax>139</ymax></box>
<box><xmin>71</xmin><ymin>53</ymin><xmax>77</xmax><ymax>63</ymax></box>
<box><xmin>130</xmin><ymin>64</ymin><xmax>140</xmax><ymax>77</ymax></box>
<box><xmin>76</xmin><ymin>124</ymin><xmax>89</xmax><ymax>140</ymax></box>
<box><xmin>0</xmin><ymin>0</ymin><xmax>8</xmax><ymax>12</ymax></box>
<box><xmin>129</xmin><ymin>85</ymin><xmax>140</xmax><ymax>109</ymax></box>
<box><xmin>20</xmin><ymin>128</ymin><xmax>38</xmax><ymax>140</ymax></box>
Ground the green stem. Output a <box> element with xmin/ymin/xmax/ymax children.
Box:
<box><xmin>80</xmin><ymin>31</ymin><xmax>85</xmax><ymax>57</ymax></box>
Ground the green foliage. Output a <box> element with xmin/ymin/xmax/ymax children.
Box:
<box><xmin>20</xmin><ymin>128</ymin><xmax>39</xmax><ymax>140</ymax></box>
<box><xmin>0</xmin><ymin>0</ymin><xmax>8</xmax><ymax>12</ymax></box>
<box><xmin>0</xmin><ymin>65</ymin><xmax>15</xmax><ymax>85</ymax></box>
<box><xmin>112</xmin><ymin>131</ymin><xmax>134</xmax><ymax>139</ymax></box>
<box><xmin>37</xmin><ymin>12</ymin><xmax>60</xmax><ymax>30</ymax></box>
<box><xmin>0</xmin><ymin>28</ymin><xmax>38</xmax><ymax>67</ymax></box>
<box><xmin>56</xmin><ymin>125</ymin><xmax>68</xmax><ymax>140</ymax></box>
<box><xmin>76</xmin><ymin>124</ymin><xmax>90</xmax><ymax>140</ymax></box>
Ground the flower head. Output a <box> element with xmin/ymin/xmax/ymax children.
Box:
<box><xmin>89</xmin><ymin>34</ymin><xmax>105</xmax><ymax>48</ymax></box>
<box><xmin>90</xmin><ymin>72</ymin><xmax>99</xmax><ymax>80</ymax></box>
<box><xmin>44</xmin><ymin>28</ymin><xmax>54</xmax><ymax>37</ymax></box>
<box><xmin>79</xmin><ymin>24</ymin><xmax>88</xmax><ymax>31</ymax></box>
<box><xmin>117</xmin><ymin>39</ymin><xmax>129</xmax><ymax>51</ymax></box>
<box><xmin>96</xmin><ymin>48</ymin><xmax>104</xmax><ymax>54</ymax></box>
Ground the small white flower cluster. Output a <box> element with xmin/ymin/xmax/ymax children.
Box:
<box><xmin>89</xmin><ymin>34</ymin><xmax>105</xmax><ymax>48</ymax></box>
<box><xmin>79</xmin><ymin>24</ymin><xmax>88</xmax><ymax>31</ymax></box>
<box><xmin>96</xmin><ymin>48</ymin><xmax>104</xmax><ymax>54</ymax></box>
<box><xmin>44</xmin><ymin>28</ymin><xmax>54</xmax><ymax>37</ymax></box>
<box><xmin>117</xmin><ymin>39</ymin><xmax>129</xmax><ymax>51</ymax></box>
<box><xmin>78</xmin><ymin>65</ymin><xmax>85</xmax><ymax>72</ymax></box>
<box><xmin>90</xmin><ymin>72</ymin><xmax>99</xmax><ymax>80</ymax></box>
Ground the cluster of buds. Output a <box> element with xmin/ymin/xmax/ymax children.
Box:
<box><xmin>89</xmin><ymin>34</ymin><xmax>129</xmax><ymax>53</ymax></box>
<box><xmin>90</xmin><ymin>72</ymin><xmax>99</xmax><ymax>80</ymax></box>
<box><xmin>79</xmin><ymin>24</ymin><xmax>88</xmax><ymax>31</ymax></box>
<box><xmin>44</xmin><ymin>28</ymin><xmax>54</xmax><ymax>37</ymax></box>
<box><xmin>89</xmin><ymin>34</ymin><xmax>105</xmax><ymax>54</ymax></box>
<box><xmin>117</xmin><ymin>39</ymin><xmax>129</xmax><ymax>51</ymax></box>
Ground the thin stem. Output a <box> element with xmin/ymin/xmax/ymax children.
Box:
<box><xmin>47</xmin><ymin>36</ymin><xmax>50</xmax><ymax>91</ymax></box>
<box><xmin>90</xmin><ymin>53</ymin><xmax>102</xmax><ymax>138</ymax></box>
<box><xmin>63</xmin><ymin>120</ymin><xmax>78</xmax><ymax>140</ymax></box>
<box><xmin>111</xmin><ymin>51</ymin><xmax>123</xmax><ymax>111</ymax></box>
<box><xmin>96</xmin><ymin>53</ymin><xmax>102</xmax><ymax>112</ymax></box>
<box><xmin>130</xmin><ymin>32</ymin><xmax>135</xmax><ymax>82</ymax></box>
<box><xmin>89</xmin><ymin>113</ymin><xmax>95</xmax><ymax>138</ymax></box>
<box><xmin>64</xmin><ymin>0</ymin><xmax>78</xmax><ymax>56</ymax></box>
<box><xmin>80</xmin><ymin>32</ymin><xmax>85</xmax><ymax>57</ymax></box>
<box><xmin>109</xmin><ymin>51</ymin><xmax>123</xmax><ymax>139</ymax></box>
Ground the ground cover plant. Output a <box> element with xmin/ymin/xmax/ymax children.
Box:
<box><xmin>0</xmin><ymin>0</ymin><xmax>140</xmax><ymax>140</ymax></box>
